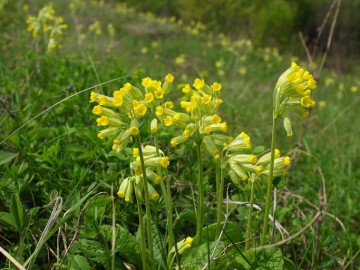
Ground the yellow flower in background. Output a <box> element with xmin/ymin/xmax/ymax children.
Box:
<box><xmin>175</xmin><ymin>54</ymin><xmax>185</xmax><ymax>65</ymax></box>
<box><xmin>89</xmin><ymin>20</ymin><xmax>102</xmax><ymax>35</ymax></box>
<box><xmin>107</xmin><ymin>23</ymin><xmax>115</xmax><ymax>38</ymax></box>
<box><xmin>26</xmin><ymin>5</ymin><xmax>67</xmax><ymax>52</ymax></box>
<box><xmin>350</xmin><ymin>86</ymin><xmax>358</xmax><ymax>93</ymax></box>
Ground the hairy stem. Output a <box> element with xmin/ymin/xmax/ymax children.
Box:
<box><xmin>196</xmin><ymin>142</ymin><xmax>204</xmax><ymax>242</ymax></box>
<box><xmin>136</xmin><ymin>190</ymin><xmax>148</xmax><ymax>270</ymax></box>
<box><xmin>135</xmin><ymin>135</ymin><xmax>155</xmax><ymax>270</ymax></box>
<box><xmin>245</xmin><ymin>179</ymin><xmax>255</xmax><ymax>249</ymax></box>
<box><xmin>111</xmin><ymin>183</ymin><xmax>116</xmax><ymax>270</ymax></box>
<box><xmin>154</xmin><ymin>134</ymin><xmax>176</xmax><ymax>265</ymax></box>
<box><xmin>260</xmin><ymin>115</ymin><xmax>278</xmax><ymax>246</ymax></box>
<box><xmin>215</xmin><ymin>154</ymin><xmax>224</xmax><ymax>239</ymax></box>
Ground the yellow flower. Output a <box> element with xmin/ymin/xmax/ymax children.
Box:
<box><xmin>164</xmin><ymin>101</ymin><xmax>174</xmax><ymax>109</ymax></box>
<box><xmin>185</xmin><ymin>237</ymin><xmax>193</xmax><ymax>247</ymax></box>
<box><xmin>211</xmin><ymin>82</ymin><xmax>222</xmax><ymax>92</ymax></box>
<box><xmin>182</xmin><ymin>84</ymin><xmax>191</xmax><ymax>93</ymax></box>
<box><xmin>130</xmin><ymin>127</ymin><xmax>139</xmax><ymax>135</ymax></box>
<box><xmin>300</xmin><ymin>96</ymin><xmax>312</xmax><ymax>108</ymax></box>
<box><xmin>275</xmin><ymin>149</ymin><xmax>281</xmax><ymax>158</ymax></box>
<box><xmin>211</xmin><ymin>114</ymin><xmax>221</xmax><ymax>124</ymax></box>
<box><xmin>145</xmin><ymin>93</ymin><xmax>154</xmax><ymax>103</ymax></box>
<box><xmin>255</xmin><ymin>165</ymin><xmax>263</xmax><ymax>174</ymax></box>
<box><xmin>142</xmin><ymin>77</ymin><xmax>153</xmax><ymax>88</ymax></box>
<box><xmin>215</xmin><ymin>98</ymin><xmax>223</xmax><ymax>105</ymax></box>
<box><xmin>201</xmin><ymin>95</ymin><xmax>212</xmax><ymax>104</ymax></box>
<box><xmin>134</xmin><ymin>103</ymin><xmax>147</xmax><ymax>117</ymax></box>
<box><xmin>193</xmin><ymin>78</ymin><xmax>204</xmax><ymax>90</ymax></box>
<box><xmin>351</xmin><ymin>86</ymin><xmax>358</xmax><ymax>93</ymax></box>
<box><xmin>153</xmin><ymin>176</ymin><xmax>161</xmax><ymax>184</ymax></box>
<box><xmin>203</xmin><ymin>126</ymin><xmax>212</xmax><ymax>134</ymax></box>
<box><xmin>155</xmin><ymin>106</ymin><xmax>164</xmax><ymax>116</ymax></box>
<box><xmin>163</xmin><ymin>116</ymin><xmax>174</xmax><ymax>126</ymax></box>
<box><xmin>248</xmin><ymin>155</ymin><xmax>257</xmax><ymax>164</ymax></box>
<box><xmin>283</xmin><ymin>156</ymin><xmax>291</xmax><ymax>166</ymax></box>
<box><xmin>165</xmin><ymin>73</ymin><xmax>174</xmax><ymax>83</ymax></box>
<box><xmin>96</xmin><ymin>116</ymin><xmax>109</xmax><ymax>126</ymax></box>
<box><xmin>175</xmin><ymin>54</ymin><xmax>185</xmax><ymax>65</ymax></box>
<box><xmin>159</xmin><ymin>157</ymin><xmax>170</xmax><ymax>168</ymax></box>
<box><xmin>154</xmin><ymin>88</ymin><xmax>164</xmax><ymax>99</ymax></box>
<box><xmin>92</xmin><ymin>105</ymin><xmax>102</xmax><ymax>115</ymax></box>
<box><xmin>90</xmin><ymin>91</ymin><xmax>97</xmax><ymax>102</ymax></box>
<box><xmin>133</xmin><ymin>148</ymin><xmax>139</xmax><ymax>158</ymax></box>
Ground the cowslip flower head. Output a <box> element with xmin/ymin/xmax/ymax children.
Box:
<box><xmin>274</xmin><ymin>62</ymin><xmax>317</xmax><ymax>136</ymax></box>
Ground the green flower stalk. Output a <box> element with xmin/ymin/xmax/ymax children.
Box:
<box><xmin>260</xmin><ymin>62</ymin><xmax>317</xmax><ymax>246</ymax></box>
<box><xmin>90</xmin><ymin>75</ymin><xmax>177</xmax><ymax>269</ymax></box>
<box><xmin>167</xmin><ymin>78</ymin><xmax>227</xmax><ymax>242</ymax></box>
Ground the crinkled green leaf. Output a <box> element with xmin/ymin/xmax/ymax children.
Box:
<box><xmin>253</xmin><ymin>248</ymin><xmax>284</xmax><ymax>270</ymax></box>
<box><xmin>78</xmin><ymin>239</ymin><xmax>110</xmax><ymax>267</ymax></box>
<box><xmin>101</xmin><ymin>224</ymin><xmax>142</xmax><ymax>268</ymax></box>
<box><xmin>181</xmin><ymin>241</ymin><xmax>225</xmax><ymax>269</ymax></box>
<box><xmin>69</xmin><ymin>255</ymin><xmax>91</xmax><ymax>270</ymax></box>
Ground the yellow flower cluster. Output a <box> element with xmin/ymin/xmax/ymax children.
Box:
<box><xmin>168</xmin><ymin>78</ymin><xmax>229</xmax><ymax>160</ymax></box>
<box><xmin>90</xmin><ymin>74</ymin><xmax>176</xmax><ymax>152</ymax></box>
<box><xmin>117</xmin><ymin>175</ymin><xmax>160</xmax><ymax>203</ymax></box>
<box><xmin>274</xmin><ymin>62</ymin><xmax>317</xmax><ymax>136</ymax></box>
<box><xmin>276</xmin><ymin>62</ymin><xmax>317</xmax><ymax>117</ymax></box>
<box><xmin>226</xmin><ymin>141</ymin><xmax>291</xmax><ymax>185</ymax></box>
<box><xmin>120</xmin><ymin>144</ymin><xmax>170</xmax><ymax>203</ymax></box>
<box><xmin>26</xmin><ymin>5</ymin><xmax>67</xmax><ymax>52</ymax></box>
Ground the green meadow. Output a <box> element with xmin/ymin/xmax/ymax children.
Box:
<box><xmin>0</xmin><ymin>1</ymin><xmax>359</xmax><ymax>269</ymax></box>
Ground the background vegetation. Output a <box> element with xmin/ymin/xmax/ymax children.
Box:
<box><xmin>123</xmin><ymin>0</ymin><xmax>360</xmax><ymax>72</ymax></box>
<box><xmin>0</xmin><ymin>0</ymin><xmax>359</xmax><ymax>269</ymax></box>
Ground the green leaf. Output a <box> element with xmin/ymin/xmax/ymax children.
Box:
<box><xmin>0</xmin><ymin>151</ymin><xmax>17</xmax><ymax>165</ymax></box>
<box><xmin>254</xmin><ymin>248</ymin><xmax>284</xmax><ymax>270</ymax></box>
<box><xmin>181</xmin><ymin>241</ymin><xmax>225</xmax><ymax>269</ymax></box>
<box><xmin>0</xmin><ymin>212</ymin><xmax>17</xmax><ymax>229</ymax></box>
<box><xmin>69</xmin><ymin>255</ymin><xmax>91</xmax><ymax>270</ymax></box>
<box><xmin>100</xmin><ymin>224</ymin><xmax>142</xmax><ymax>268</ymax></box>
<box><xmin>78</xmin><ymin>239</ymin><xmax>109</xmax><ymax>266</ymax></box>
<box><xmin>252</xmin><ymin>145</ymin><xmax>265</xmax><ymax>154</ymax></box>
<box><xmin>10</xmin><ymin>193</ymin><xmax>24</xmax><ymax>231</ymax></box>
<box><xmin>192</xmin><ymin>222</ymin><xmax>243</xmax><ymax>246</ymax></box>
